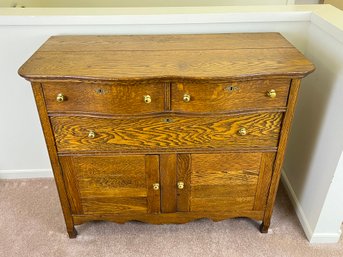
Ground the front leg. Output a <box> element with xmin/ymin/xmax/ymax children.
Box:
<box><xmin>67</xmin><ymin>226</ymin><xmax>78</xmax><ymax>238</ymax></box>
<box><xmin>259</xmin><ymin>221</ymin><xmax>270</xmax><ymax>233</ymax></box>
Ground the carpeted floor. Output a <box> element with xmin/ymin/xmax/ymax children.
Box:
<box><xmin>0</xmin><ymin>179</ymin><xmax>342</xmax><ymax>257</ymax></box>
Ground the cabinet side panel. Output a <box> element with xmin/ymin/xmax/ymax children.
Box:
<box><xmin>31</xmin><ymin>83</ymin><xmax>75</xmax><ymax>235</ymax></box>
<box><xmin>263</xmin><ymin>79</ymin><xmax>302</xmax><ymax>228</ymax></box>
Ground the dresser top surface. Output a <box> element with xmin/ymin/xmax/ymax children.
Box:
<box><xmin>19</xmin><ymin>33</ymin><xmax>314</xmax><ymax>82</ymax></box>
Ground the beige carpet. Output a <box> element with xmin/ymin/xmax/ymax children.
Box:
<box><xmin>0</xmin><ymin>179</ymin><xmax>342</xmax><ymax>257</ymax></box>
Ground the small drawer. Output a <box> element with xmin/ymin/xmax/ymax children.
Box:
<box><xmin>51</xmin><ymin>112</ymin><xmax>283</xmax><ymax>153</ymax></box>
<box><xmin>171</xmin><ymin>79</ymin><xmax>290</xmax><ymax>113</ymax></box>
<box><xmin>42</xmin><ymin>82</ymin><xmax>165</xmax><ymax>115</ymax></box>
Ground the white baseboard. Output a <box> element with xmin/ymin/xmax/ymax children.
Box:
<box><xmin>309</xmin><ymin>232</ymin><xmax>342</xmax><ymax>244</ymax></box>
<box><xmin>281</xmin><ymin>169</ymin><xmax>314</xmax><ymax>241</ymax></box>
<box><xmin>281</xmin><ymin>169</ymin><xmax>342</xmax><ymax>244</ymax></box>
<box><xmin>0</xmin><ymin>169</ymin><xmax>53</xmax><ymax>179</ymax></box>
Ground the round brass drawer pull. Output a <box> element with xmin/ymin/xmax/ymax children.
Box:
<box><xmin>177</xmin><ymin>181</ymin><xmax>184</xmax><ymax>190</ymax></box>
<box><xmin>56</xmin><ymin>93</ymin><xmax>65</xmax><ymax>102</ymax></box>
<box><xmin>144</xmin><ymin>95</ymin><xmax>152</xmax><ymax>104</ymax></box>
<box><xmin>88</xmin><ymin>130</ymin><xmax>96</xmax><ymax>139</ymax></box>
<box><xmin>266</xmin><ymin>89</ymin><xmax>276</xmax><ymax>98</ymax></box>
<box><xmin>153</xmin><ymin>183</ymin><xmax>160</xmax><ymax>191</ymax></box>
<box><xmin>183</xmin><ymin>94</ymin><xmax>191</xmax><ymax>103</ymax></box>
<box><xmin>238</xmin><ymin>128</ymin><xmax>247</xmax><ymax>136</ymax></box>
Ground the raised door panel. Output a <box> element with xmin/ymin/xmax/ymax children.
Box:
<box><xmin>176</xmin><ymin>153</ymin><xmax>275</xmax><ymax>213</ymax></box>
<box><xmin>59</xmin><ymin>155</ymin><xmax>160</xmax><ymax>215</ymax></box>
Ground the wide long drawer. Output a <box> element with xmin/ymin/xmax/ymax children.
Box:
<box><xmin>51</xmin><ymin>113</ymin><xmax>283</xmax><ymax>153</ymax></box>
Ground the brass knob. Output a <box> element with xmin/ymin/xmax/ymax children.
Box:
<box><xmin>152</xmin><ymin>183</ymin><xmax>160</xmax><ymax>191</ymax></box>
<box><xmin>88</xmin><ymin>130</ymin><xmax>96</xmax><ymax>139</ymax></box>
<box><xmin>266</xmin><ymin>89</ymin><xmax>276</xmax><ymax>98</ymax></box>
<box><xmin>183</xmin><ymin>94</ymin><xmax>191</xmax><ymax>103</ymax></box>
<box><xmin>238</xmin><ymin>128</ymin><xmax>247</xmax><ymax>136</ymax></box>
<box><xmin>177</xmin><ymin>181</ymin><xmax>184</xmax><ymax>190</ymax></box>
<box><xmin>144</xmin><ymin>95</ymin><xmax>151</xmax><ymax>104</ymax></box>
<box><xmin>56</xmin><ymin>93</ymin><xmax>65</xmax><ymax>102</ymax></box>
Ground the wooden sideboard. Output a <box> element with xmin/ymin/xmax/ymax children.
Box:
<box><xmin>19</xmin><ymin>33</ymin><xmax>314</xmax><ymax>238</ymax></box>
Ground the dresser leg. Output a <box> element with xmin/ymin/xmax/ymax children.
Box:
<box><xmin>67</xmin><ymin>227</ymin><xmax>78</xmax><ymax>239</ymax></box>
<box><xmin>259</xmin><ymin>222</ymin><xmax>269</xmax><ymax>233</ymax></box>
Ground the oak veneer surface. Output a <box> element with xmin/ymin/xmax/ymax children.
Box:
<box><xmin>42</xmin><ymin>82</ymin><xmax>166</xmax><ymax>115</ymax></box>
<box><xmin>18</xmin><ymin>33</ymin><xmax>314</xmax><ymax>81</ymax></box>
<box><xmin>18</xmin><ymin>33</ymin><xmax>315</xmax><ymax>238</ymax></box>
<box><xmin>51</xmin><ymin>113</ymin><xmax>283</xmax><ymax>153</ymax></box>
<box><xmin>172</xmin><ymin>79</ymin><xmax>290</xmax><ymax>113</ymax></box>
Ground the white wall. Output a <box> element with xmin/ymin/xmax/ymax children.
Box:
<box><xmin>0</xmin><ymin>27</ymin><xmax>52</xmax><ymax>177</ymax></box>
<box><xmin>296</xmin><ymin>0</ymin><xmax>321</xmax><ymax>4</ymax></box>
<box><xmin>0</xmin><ymin>0</ymin><xmax>41</xmax><ymax>8</ymax></box>
<box><xmin>283</xmin><ymin>13</ymin><xmax>343</xmax><ymax>243</ymax></box>
<box><xmin>312</xmin><ymin>151</ymin><xmax>343</xmax><ymax>242</ymax></box>
<box><xmin>0</xmin><ymin>5</ymin><xmax>342</xmax><ymax>243</ymax></box>
<box><xmin>0</xmin><ymin>0</ymin><xmax>322</xmax><ymax>8</ymax></box>
<box><xmin>1</xmin><ymin>0</ymin><xmax>291</xmax><ymax>8</ymax></box>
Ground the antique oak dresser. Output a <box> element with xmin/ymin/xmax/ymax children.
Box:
<box><xmin>19</xmin><ymin>33</ymin><xmax>314</xmax><ymax>238</ymax></box>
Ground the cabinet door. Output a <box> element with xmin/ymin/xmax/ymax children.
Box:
<box><xmin>176</xmin><ymin>153</ymin><xmax>275</xmax><ymax>213</ymax></box>
<box><xmin>59</xmin><ymin>155</ymin><xmax>160</xmax><ymax>215</ymax></box>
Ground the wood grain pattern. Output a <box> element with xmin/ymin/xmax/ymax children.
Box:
<box><xmin>191</xmin><ymin>184</ymin><xmax>257</xmax><ymax>198</ymax></box>
<box><xmin>59</xmin><ymin>156</ymin><xmax>83</xmax><ymax>214</ymax></box>
<box><xmin>73</xmin><ymin>210</ymin><xmax>265</xmax><ymax>225</ymax></box>
<box><xmin>172</xmin><ymin>79</ymin><xmax>290</xmax><ymax>113</ymax></box>
<box><xmin>191</xmin><ymin>197</ymin><xmax>255</xmax><ymax>212</ymax></box>
<box><xmin>160</xmin><ymin>154</ymin><xmax>177</xmax><ymax>213</ymax></box>
<box><xmin>82</xmin><ymin>197</ymin><xmax>147</xmax><ymax>215</ymax></box>
<box><xmin>164</xmin><ymin>83</ymin><xmax>171</xmax><ymax>111</ymax></box>
<box><xmin>253</xmin><ymin>153</ymin><xmax>276</xmax><ymax>211</ymax></box>
<box><xmin>190</xmin><ymin>153</ymin><xmax>261</xmax><ymax>212</ymax></box>
<box><xmin>19</xmin><ymin>48</ymin><xmax>315</xmax><ymax>82</ymax></box>
<box><xmin>31</xmin><ymin>83</ymin><xmax>76</xmax><ymax>238</ymax></box>
<box><xmin>19</xmin><ymin>34</ymin><xmax>315</xmax><ymax>237</ymax></box>
<box><xmin>60</xmin><ymin>155</ymin><xmax>154</xmax><ymax>215</ymax></box>
<box><xmin>51</xmin><ymin>113</ymin><xmax>283</xmax><ymax>153</ymax></box>
<box><xmin>176</xmin><ymin>154</ymin><xmax>191</xmax><ymax>212</ymax></box>
<box><xmin>261</xmin><ymin>79</ymin><xmax>302</xmax><ymax>232</ymax></box>
<box><xmin>42</xmin><ymin>82</ymin><xmax>166</xmax><ymax>115</ymax></box>
<box><xmin>37</xmin><ymin>34</ymin><xmax>295</xmax><ymax>52</ymax></box>
<box><xmin>146</xmin><ymin>155</ymin><xmax>161</xmax><ymax>214</ymax></box>
<box><xmin>74</xmin><ymin>156</ymin><xmax>147</xmax><ymax>194</ymax></box>
<box><xmin>190</xmin><ymin>153</ymin><xmax>261</xmax><ymax>185</ymax></box>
